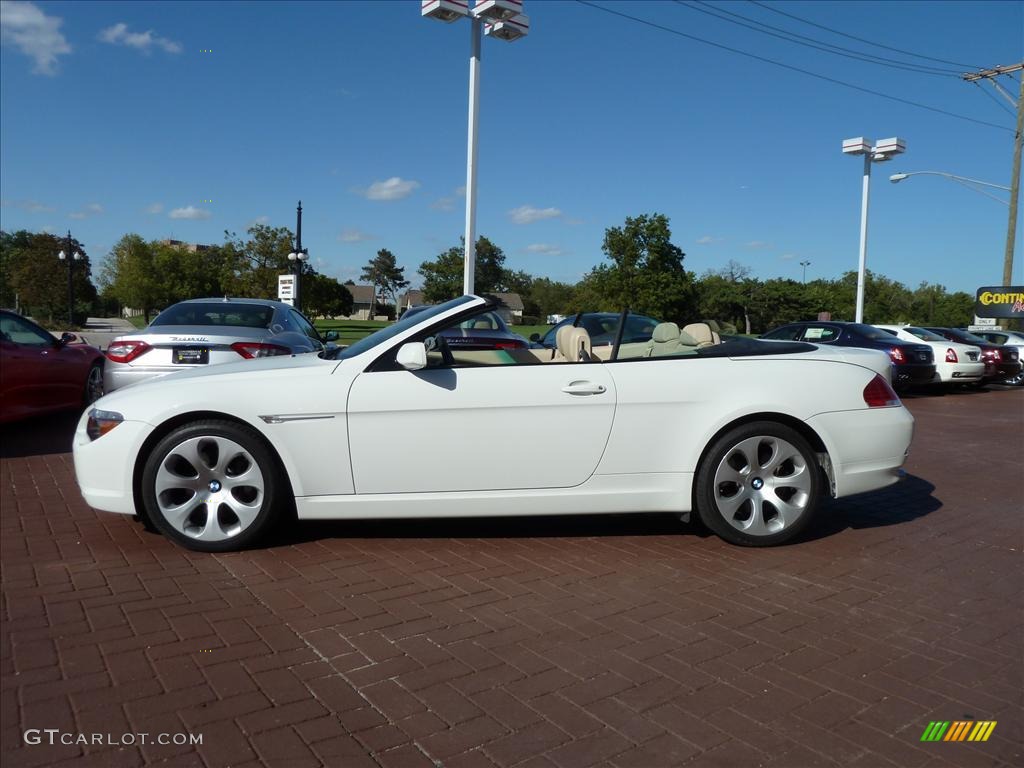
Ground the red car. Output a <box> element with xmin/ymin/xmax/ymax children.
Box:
<box><xmin>0</xmin><ymin>309</ymin><xmax>105</xmax><ymax>423</ymax></box>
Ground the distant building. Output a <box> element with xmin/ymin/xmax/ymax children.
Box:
<box><xmin>160</xmin><ymin>239</ymin><xmax>212</xmax><ymax>252</ymax></box>
<box><xmin>489</xmin><ymin>292</ymin><xmax>524</xmax><ymax>324</ymax></box>
<box><xmin>399</xmin><ymin>290</ymin><xmax>426</xmax><ymax>314</ymax></box>
<box><xmin>347</xmin><ymin>284</ymin><xmax>383</xmax><ymax>320</ymax></box>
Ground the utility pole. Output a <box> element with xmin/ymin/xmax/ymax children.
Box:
<box><xmin>963</xmin><ymin>63</ymin><xmax>1023</xmax><ymax>287</ymax></box>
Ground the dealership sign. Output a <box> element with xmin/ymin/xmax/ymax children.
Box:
<box><xmin>974</xmin><ymin>286</ymin><xmax>1024</xmax><ymax>318</ymax></box>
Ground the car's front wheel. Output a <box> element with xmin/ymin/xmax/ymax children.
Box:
<box><xmin>695</xmin><ymin>421</ymin><xmax>821</xmax><ymax>547</ymax></box>
<box><xmin>140</xmin><ymin>420</ymin><xmax>283</xmax><ymax>552</ymax></box>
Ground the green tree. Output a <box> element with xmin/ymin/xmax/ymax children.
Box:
<box><xmin>581</xmin><ymin>213</ymin><xmax>698</xmax><ymax>322</ymax></box>
<box><xmin>221</xmin><ymin>224</ymin><xmax>301</xmax><ymax>299</ymax></box>
<box><xmin>419</xmin><ymin>236</ymin><xmax>506</xmax><ymax>302</ymax></box>
<box><xmin>528</xmin><ymin>277</ymin><xmax>575</xmax><ymax>318</ymax></box>
<box><xmin>4</xmin><ymin>230</ymin><xmax>97</xmax><ymax>325</ymax></box>
<box><xmin>360</xmin><ymin>249</ymin><xmax>409</xmax><ymax>310</ymax></box>
<box><xmin>100</xmin><ymin>235</ymin><xmax>163</xmax><ymax>322</ymax></box>
<box><xmin>303</xmin><ymin>273</ymin><xmax>354</xmax><ymax>319</ymax></box>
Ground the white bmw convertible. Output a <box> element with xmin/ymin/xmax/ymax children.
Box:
<box><xmin>73</xmin><ymin>295</ymin><xmax>914</xmax><ymax>552</ymax></box>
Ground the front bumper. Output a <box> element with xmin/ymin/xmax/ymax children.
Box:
<box><xmin>72</xmin><ymin>410</ymin><xmax>151</xmax><ymax>514</ymax></box>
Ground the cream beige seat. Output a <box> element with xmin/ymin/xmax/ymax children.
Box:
<box><xmin>682</xmin><ymin>322</ymin><xmax>720</xmax><ymax>348</ymax></box>
<box><xmin>555</xmin><ymin>325</ymin><xmax>595</xmax><ymax>362</ymax></box>
<box><xmin>649</xmin><ymin>322</ymin><xmax>699</xmax><ymax>357</ymax></box>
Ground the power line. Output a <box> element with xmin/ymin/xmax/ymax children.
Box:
<box><xmin>675</xmin><ymin>1</ymin><xmax>961</xmax><ymax>77</ymax></box>
<box><xmin>971</xmin><ymin>80</ymin><xmax>1017</xmax><ymax>118</ymax></box>
<box><xmin>747</xmin><ymin>0</ymin><xmax>985</xmax><ymax>71</ymax></box>
<box><xmin>574</xmin><ymin>1</ymin><xmax>1013</xmax><ymax>134</ymax></box>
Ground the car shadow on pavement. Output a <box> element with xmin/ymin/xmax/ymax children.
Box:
<box><xmin>799</xmin><ymin>473</ymin><xmax>941</xmax><ymax>542</ymax></box>
<box><xmin>0</xmin><ymin>411</ymin><xmax>80</xmax><ymax>458</ymax></box>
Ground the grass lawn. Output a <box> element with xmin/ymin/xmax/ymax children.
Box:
<box><xmin>313</xmin><ymin>318</ymin><xmax>389</xmax><ymax>345</ymax></box>
<box><xmin>515</xmin><ymin>324</ymin><xmax>553</xmax><ymax>342</ymax></box>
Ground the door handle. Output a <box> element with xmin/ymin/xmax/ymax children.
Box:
<box><xmin>562</xmin><ymin>380</ymin><xmax>607</xmax><ymax>396</ymax></box>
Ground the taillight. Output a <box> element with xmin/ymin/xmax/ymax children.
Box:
<box><xmin>863</xmin><ymin>375</ymin><xmax>901</xmax><ymax>407</ymax></box>
<box><xmin>984</xmin><ymin>348</ymin><xmax>1002</xmax><ymax>362</ymax></box>
<box><xmin>945</xmin><ymin>348</ymin><xmax>958</xmax><ymax>363</ymax></box>
<box><xmin>887</xmin><ymin>347</ymin><xmax>905</xmax><ymax>364</ymax></box>
<box><xmin>105</xmin><ymin>340</ymin><xmax>151</xmax><ymax>364</ymax></box>
<box><xmin>231</xmin><ymin>342</ymin><xmax>291</xmax><ymax>359</ymax></box>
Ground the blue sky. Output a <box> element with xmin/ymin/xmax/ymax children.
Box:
<box><xmin>1</xmin><ymin>0</ymin><xmax>1021</xmax><ymax>294</ymax></box>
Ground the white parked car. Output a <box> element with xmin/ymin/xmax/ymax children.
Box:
<box><xmin>73</xmin><ymin>296</ymin><xmax>914</xmax><ymax>552</ymax></box>
<box><xmin>872</xmin><ymin>325</ymin><xmax>985</xmax><ymax>385</ymax></box>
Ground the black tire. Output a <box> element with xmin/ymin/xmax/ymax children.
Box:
<box><xmin>140</xmin><ymin>420</ymin><xmax>283</xmax><ymax>552</ymax></box>
<box><xmin>695</xmin><ymin>421</ymin><xmax>821</xmax><ymax>547</ymax></box>
<box><xmin>83</xmin><ymin>362</ymin><xmax>104</xmax><ymax>406</ymax></box>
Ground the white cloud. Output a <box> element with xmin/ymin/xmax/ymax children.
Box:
<box><xmin>508</xmin><ymin>205</ymin><xmax>562</xmax><ymax>225</ymax></box>
<box><xmin>430</xmin><ymin>196</ymin><xmax>455</xmax><ymax>212</ymax></box>
<box><xmin>168</xmin><ymin>205</ymin><xmax>211</xmax><ymax>220</ymax></box>
<box><xmin>0</xmin><ymin>1</ymin><xmax>71</xmax><ymax>75</ymax></box>
<box><xmin>780</xmin><ymin>253</ymin><xmax>796</xmax><ymax>261</ymax></box>
<box><xmin>145</xmin><ymin>202</ymin><xmax>163</xmax><ymax>214</ymax></box>
<box><xmin>358</xmin><ymin>177</ymin><xmax>420</xmax><ymax>201</ymax></box>
<box><xmin>745</xmin><ymin>240</ymin><xmax>770</xmax><ymax>249</ymax></box>
<box><xmin>1</xmin><ymin>198</ymin><xmax>54</xmax><ymax>213</ymax></box>
<box><xmin>524</xmin><ymin>243</ymin><xmax>565</xmax><ymax>257</ymax></box>
<box><xmin>696</xmin><ymin>235</ymin><xmax>723</xmax><ymax>245</ymax></box>
<box><xmin>338</xmin><ymin>228</ymin><xmax>372</xmax><ymax>243</ymax></box>
<box><xmin>98</xmin><ymin>22</ymin><xmax>182</xmax><ymax>54</ymax></box>
<box><xmin>69</xmin><ymin>202</ymin><xmax>103</xmax><ymax>219</ymax></box>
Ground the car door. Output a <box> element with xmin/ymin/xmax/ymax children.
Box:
<box><xmin>346</xmin><ymin>344</ymin><xmax>617</xmax><ymax>495</ymax></box>
<box><xmin>0</xmin><ymin>314</ymin><xmax>77</xmax><ymax>415</ymax></box>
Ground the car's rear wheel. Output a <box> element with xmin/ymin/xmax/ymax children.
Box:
<box><xmin>141</xmin><ymin>420</ymin><xmax>282</xmax><ymax>552</ymax></box>
<box><xmin>83</xmin><ymin>362</ymin><xmax>104</xmax><ymax>405</ymax></box>
<box><xmin>695</xmin><ymin>421</ymin><xmax>821</xmax><ymax>547</ymax></box>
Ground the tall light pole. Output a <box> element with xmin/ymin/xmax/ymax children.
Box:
<box><xmin>842</xmin><ymin>137</ymin><xmax>906</xmax><ymax>323</ymax></box>
<box><xmin>57</xmin><ymin>230</ymin><xmax>83</xmax><ymax>327</ymax></box>
<box><xmin>287</xmin><ymin>201</ymin><xmax>309</xmax><ymax>312</ymax></box>
<box><xmin>799</xmin><ymin>260</ymin><xmax>811</xmax><ymax>284</ymax></box>
<box><xmin>422</xmin><ymin>0</ymin><xmax>530</xmax><ymax>295</ymax></box>
<box><xmin>889</xmin><ymin>171</ymin><xmax>1010</xmax><ymax>206</ymax></box>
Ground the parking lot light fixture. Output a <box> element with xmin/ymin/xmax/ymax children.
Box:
<box><xmin>421</xmin><ymin>0</ymin><xmax>529</xmax><ymax>296</ymax></box>
<box><xmin>56</xmin><ymin>230</ymin><xmax>83</xmax><ymax>326</ymax></box>
<box><xmin>842</xmin><ymin>136</ymin><xmax>906</xmax><ymax>323</ymax></box>
<box><xmin>287</xmin><ymin>201</ymin><xmax>309</xmax><ymax>311</ymax></box>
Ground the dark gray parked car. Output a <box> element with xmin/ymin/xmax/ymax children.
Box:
<box><xmin>103</xmin><ymin>298</ymin><xmax>337</xmax><ymax>392</ymax></box>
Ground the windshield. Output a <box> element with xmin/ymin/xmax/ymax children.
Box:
<box><xmin>151</xmin><ymin>302</ymin><xmax>274</xmax><ymax>328</ymax></box>
<box><xmin>337</xmin><ymin>296</ymin><xmax>476</xmax><ymax>359</ymax></box>
<box><xmin>902</xmin><ymin>326</ymin><xmax>946</xmax><ymax>342</ymax></box>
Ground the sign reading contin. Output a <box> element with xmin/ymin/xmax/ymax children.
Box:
<box><xmin>974</xmin><ymin>286</ymin><xmax>1024</xmax><ymax>319</ymax></box>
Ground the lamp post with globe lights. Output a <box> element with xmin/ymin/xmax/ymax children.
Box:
<box><xmin>842</xmin><ymin>137</ymin><xmax>906</xmax><ymax>323</ymax></box>
<box><xmin>421</xmin><ymin>0</ymin><xmax>530</xmax><ymax>295</ymax></box>
<box><xmin>287</xmin><ymin>201</ymin><xmax>309</xmax><ymax>311</ymax></box>
<box><xmin>57</xmin><ymin>230</ymin><xmax>84</xmax><ymax>327</ymax></box>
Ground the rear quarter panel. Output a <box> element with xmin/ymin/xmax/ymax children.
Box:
<box><xmin>597</xmin><ymin>356</ymin><xmax>877</xmax><ymax>475</ymax></box>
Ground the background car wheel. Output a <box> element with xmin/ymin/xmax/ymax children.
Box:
<box><xmin>83</xmin><ymin>362</ymin><xmax>104</xmax><ymax>405</ymax></box>
<box><xmin>141</xmin><ymin>420</ymin><xmax>283</xmax><ymax>552</ymax></box>
<box><xmin>695</xmin><ymin>421</ymin><xmax>821</xmax><ymax>547</ymax></box>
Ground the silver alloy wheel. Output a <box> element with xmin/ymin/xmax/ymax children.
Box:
<box><xmin>153</xmin><ymin>435</ymin><xmax>265</xmax><ymax>542</ymax></box>
<box><xmin>85</xmin><ymin>364</ymin><xmax>104</xmax><ymax>404</ymax></box>
<box><xmin>712</xmin><ymin>435</ymin><xmax>812</xmax><ymax>537</ymax></box>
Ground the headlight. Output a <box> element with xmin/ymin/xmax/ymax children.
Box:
<box><xmin>86</xmin><ymin>409</ymin><xmax>124</xmax><ymax>441</ymax></box>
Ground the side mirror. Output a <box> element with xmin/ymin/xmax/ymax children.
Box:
<box><xmin>58</xmin><ymin>332</ymin><xmax>76</xmax><ymax>346</ymax></box>
<box><xmin>324</xmin><ymin>330</ymin><xmax>339</xmax><ymax>341</ymax></box>
<box><xmin>396</xmin><ymin>341</ymin><xmax>427</xmax><ymax>371</ymax></box>
<box><xmin>529</xmin><ymin>333</ymin><xmax>540</xmax><ymax>342</ymax></box>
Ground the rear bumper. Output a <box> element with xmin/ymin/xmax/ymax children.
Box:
<box><xmin>892</xmin><ymin>364</ymin><xmax>936</xmax><ymax>386</ymax></box>
<box><xmin>936</xmin><ymin>361</ymin><xmax>985</xmax><ymax>382</ymax></box>
<box><xmin>807</xmin><ymin>406</ymin><xmax>914</xmax><ymax>498</ymax></box>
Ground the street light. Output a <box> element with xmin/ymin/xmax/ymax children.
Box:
<box><xmin>287</xmin><ymin>201</ymin><xmax>309</xmax><ymax>311</ymax></box>
<box><xmin>889</xmin><ymin>171</ymin><xmax>1010</xmax><ymax>206</ymax></box>
<box><xmin>57</xmin><ymin>230</ymin><xmax>83</xmax><ymax>327</ymax></box>
<box><xmin>799</xmin><ymin>260</ymin><xmax>811</xmax><ymax>284</ymax></box>
<box><xmin>842</xmin><ymin>136</ymin><xmax>907</xmax><ymax>323</ymax></box>
<box><xmin>422</xmin><ymin>0</ymin><xmax>530</xmax><ymax>295</ymax></box>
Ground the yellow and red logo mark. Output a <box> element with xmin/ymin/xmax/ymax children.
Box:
<box><xmin>920</xmin><ymin>721</ymin><xmax>997</xmax><ymax>742</ymax></box>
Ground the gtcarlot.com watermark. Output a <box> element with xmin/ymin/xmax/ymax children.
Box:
<box><xmin>24</xmin><ymin>730</ymin><xmax>202</xmax><ymax>746</ymax></box>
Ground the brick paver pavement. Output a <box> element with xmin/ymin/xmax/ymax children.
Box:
<box><xmin>1</xmin><ymin>388</ymin><xmax>1021</xmax><ymax>767</ymax></box>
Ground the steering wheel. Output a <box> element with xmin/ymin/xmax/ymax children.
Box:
<box><xmin>435</xmin><ymin>335</ymin><xmax>455</xmax><ymax>367</ymax></box>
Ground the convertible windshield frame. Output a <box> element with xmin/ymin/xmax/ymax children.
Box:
<box><xmin>337</xmin><ymin>295</ymin><xmax>477</xmax><ymax>360</ymax></box>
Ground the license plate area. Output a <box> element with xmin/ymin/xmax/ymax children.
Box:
<box><xmin>173</xmin><ymin>347</ymin><xmax>209</xmax><ymax>364</ymax></box>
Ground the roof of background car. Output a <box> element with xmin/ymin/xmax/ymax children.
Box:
<box><xmin>170</xmin><ymin>298</ymin><xmax>290</xmax><ymax>308</ymax></box>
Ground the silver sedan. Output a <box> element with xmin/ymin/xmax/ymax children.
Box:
<box><xmin>103</xmin><ymin>298</ymin><xmax>337</xmax><ymax>392</ymax></box>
